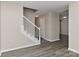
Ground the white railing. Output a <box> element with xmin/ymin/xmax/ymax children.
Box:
<box><xmin>23</xmin><ymin>16</ymin><xmax>40</xmax><ymax>41</ymax></box>
<box><xmin>23</xmin><ymin>16</ymin><xmax>40</xmax><ymax>30</ymax></box>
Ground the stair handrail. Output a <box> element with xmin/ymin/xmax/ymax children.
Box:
<box><xmin>23</xmin><ymin>16</ymin><xmax>40</xmax><ymax>30</ymax></box>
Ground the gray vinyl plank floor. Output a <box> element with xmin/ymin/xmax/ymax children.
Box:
<box><xmin>1</xmin><ymin>36</ymin><xmax>79</xmax><ymax>57</ymax></box>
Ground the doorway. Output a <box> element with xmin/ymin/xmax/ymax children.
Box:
<box><xmin>59</xmin><ymin>10</ymin><xmax>69</xmax><ymax>48</ymax></box>
<box><xmin>35</xmin><ymin>17</ymin><xmax>40</xmax><ymax>40</ymax></box>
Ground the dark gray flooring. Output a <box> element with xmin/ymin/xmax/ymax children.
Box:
<box><xmin>1</xmin><ymin>35</ymin><xmax>79</xmax><ymax>57</ymax></box>
<box><xmin>60</xmin><ymin>34</ymin><xmax>68</xmax><ymax>48</ymax></box>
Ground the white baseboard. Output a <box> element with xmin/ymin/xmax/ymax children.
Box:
<box><xmin>48</xmin><ymin>39</ymin><xmax>60</xmax><ymax>42</ymax></box>
<box><xmin>68</xmin><ymin>48</ymin><xmax>79</xmax><ymax>54</ymax></box>
<box><xmin>42</xmin><ymin>37</ymin><xmax>60</xmax><ymax>42</ymax></box>
<box><xmin>0</xmin><ymin>42</ymin><xmax>40</xmax><ymax>55</ymax></box>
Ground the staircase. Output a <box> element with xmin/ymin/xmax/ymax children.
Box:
<box><xmin>21</xmin><ymin>16</ymin><xmax>40</xmax><ymax>43</ymax></box>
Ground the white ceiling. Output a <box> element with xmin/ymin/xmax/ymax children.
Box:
<box><xmin>21</xmin><ymin>1</ymin><xmax>73</xmax><ymax>15</ymax></box>
<box><xmin>2</xmin><ymin>1</ymin><xmax>73</xmax><ymax>15</ymax></box>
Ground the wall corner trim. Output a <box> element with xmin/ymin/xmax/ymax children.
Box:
<box><xmin>48</xmin><ymin>39</ymin><xmax>60</xmax><ymax>42</ymax></box>
<box><xmin>42</xmin><ymin>37</ymin><xmax>60</xmax><ymax>42</ymax></box>
<box><xmin>68</xmin><ymin>48</ymin><xmax>79</xmax><ymax>54</ymax></box>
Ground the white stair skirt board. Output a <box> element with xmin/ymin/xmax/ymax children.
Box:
<box><xmin>42</xmin><ymin>37</ymin><xmax>60</xmax><ymax>42</ymax></box>
<box><xmin>0</xmin><ymin>42</ymin><xmax>40</xmax><ymax>55</ymax></box>
<box><xmin>68</xmin><ymin>48</ymin><xmax>79</xmax><ymax>54</ymax></box>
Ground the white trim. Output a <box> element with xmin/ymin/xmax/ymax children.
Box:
<box><xmin>1</xmin><ymin>42</ymin><xmax>40</xmax><ymax>55</ymax></box>
<box><xmin>42</xmin><ymin>37</ymin><xmax>60</xmax><ymax>42</ymax></box>
<box><xmin>68</xmin><ymin>48</ymin><xmax>79</xmax><ymax>54</ymax></box>
<box><xmin>48</xmin><ymin>39</ymin><xmax>60</xmax><ymax>42</ymax></box>
<box><xmin>0</xmin><ymin>52</ymin><xmax>1</xmax><ymax>56</ymax></box>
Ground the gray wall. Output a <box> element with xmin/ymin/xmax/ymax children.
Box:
<box><xmin>40</xmin><ymin>12</ymin><xmax>60</xmax><ymax>42</ymax></box>
<box><xmin>1</xmin><ymin>2</ymin><xmax>37</xmax><ymax>51</ymax></box>
<box><xmin>45</xmin><ymin>12</ymin><xmax>60</xmax><ymax>41</ymax></box>
<box><xmin>69</xmin><ymin>2</ymin><xmax>79</xmax><ymax>53</ymax></box>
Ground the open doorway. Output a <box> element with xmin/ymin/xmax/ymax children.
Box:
<box><xmin>59</xmin><ymin>10</ymin><xmax>69</xmax><ymax>48</ymax></box>
<box><xmin>35</xmin><ymin>17</ymin><xmax>40</xmax><ymax>40</ymax></box>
